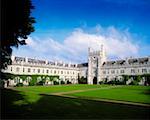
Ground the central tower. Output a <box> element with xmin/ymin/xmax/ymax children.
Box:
<box><xmin>87</xmin><ymin>45</ymin><xmax>106</xmax><ymax>84</ymax></box>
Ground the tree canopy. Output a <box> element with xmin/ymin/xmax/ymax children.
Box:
<box><xmin>1</xmin><ymin>0</ymin><xmax>35</xmax><ymax>70</ymax></box>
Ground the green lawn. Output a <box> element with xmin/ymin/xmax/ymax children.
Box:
<box><xmin>2</xmin><ymin>84</ymin><xmax>150</xmax><ymax>119</ymax></box>
<box><xmin>13</xmin><ymin>84</ymin><xmax>107</xmax><ymax>103</ymax></box>
<box><xmin>15</xmin><ymin>84</ymin><xmax>106</xmax><ymax>94</ymax></box>
<box><xmin>69</xmin><ymin>85</ymin><xmax>150</xmax><ymax>104</ymax></box>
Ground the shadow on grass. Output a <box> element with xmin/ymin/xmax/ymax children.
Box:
<box><xmin>1</xmin><ymin>88</ymin><xmax>32</xmax><ymax>119</ymax></box>
<box><xmin>142</xmin><ymin>88</ymin><xmax>150</xmax><ymax>95</ymax></box>
<box><xmin>1</xmin><ymin>88</ymin><xmax>150</xmax><ymax>119</ymax></box>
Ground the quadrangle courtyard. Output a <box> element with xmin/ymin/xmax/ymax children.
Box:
<box><xmin>1</xmin><ymin>84</ymin><xmax>150</xmax><ymax>119</ymax></box>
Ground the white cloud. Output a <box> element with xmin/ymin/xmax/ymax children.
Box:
<box><xmin>13</xmin><ymin>25</ymin><xmax>140</xmax><ymax>63</ymax></box>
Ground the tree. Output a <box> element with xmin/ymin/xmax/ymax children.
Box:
<box><xmin>1</xmin><ymin>0</ymin><xmax>35</xmax><ymax>70</ymax></box>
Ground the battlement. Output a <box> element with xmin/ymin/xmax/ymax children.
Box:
<box><xmin>88</xmin><ymin>44</ymin><xmax>106</xmax><ymax>60</ymax></box>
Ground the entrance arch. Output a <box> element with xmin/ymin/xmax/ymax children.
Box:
<box><xmin>93</xmin><ymin>77</ymin><xmax>97</xmax><ymax>84</ymax></box>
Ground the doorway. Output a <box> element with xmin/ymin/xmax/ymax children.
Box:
<box><xmin>93</xmin><ymin>77</ymin><xmax>97</xmax><ymax>84</ymax></box>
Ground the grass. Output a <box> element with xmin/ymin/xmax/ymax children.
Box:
<box><xmin>13</xmin><ymin>84</ymin><xmax>108</xmax><ymax>103</ymax></box>
<box><xmin>1</xmin><ymin>84</ymin><xmax>150</xmax><ymax>119</ymax></box>
<box><xmin>69</xmin><ymin>85</ymin><xmax>150</xmax><ymax>104</ymax></box>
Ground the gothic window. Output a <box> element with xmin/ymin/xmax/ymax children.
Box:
<box><xmin>14</xmin><ymin>77</ymin><xmax>20</xmax><ymax>83</ymax></box>
<box><xmin>14</xmin><ymin>79</ymin><xmax>17</xmax><ymax>83</ymax></box>
<box><xmin>46</xmin><ymin>69</ymin><xmax>49</xmax><ymax>73</ymax></box>
<box><xmin>93</xmin><ymin>69</ymin><xmax>97</xmax><ymax>75</ymax></box>
<box><xmin>26</xmin><ymin>76</ymin><xmax>32</xmax><ymax>82</ymax></box>
<box><xmin>28</xmin><ymin>68</ymin><xmax>31</xmax><ymax>72</ymax></box>
<box><xmin>142</xmin><ymin>69</ymin><xmax>147</xmax><ymax>73</ymax></box>
<box><xmin>120</xmin><ymin>70</ymin><xmax>124</xmax><ymax>73</ymax></box>
<box><xmin>11</xmin><ymin>67</ymin><xmax>13</xmax><ymax>71</ymax></box>
<box><xmin>46</xmin><ymin>77</ymin><xmax>50</xmax><ymax>81</ymax></box>
<box><xmin>23</xmin><ymin>68</ymin><xmax>25</xmax><ymax>72</ymax></box>
<box><xmin>111</xmin><ymin>70</ymin><xmax>115</xmax><ymax>74</ymax></box>
<box><xmin>16</xmin><ymin>67</ymin><xmax>20</xmax><ymax>72</ymax></box>
<box><xmin>38</xmin><ymin>69</ymin><xmax>40</xmax><ymax>73</ymax></box>
<box><xmin>92</xmin><ymin>57</ymin><xmax>98</xmax><ymax>67</ymax></box>
<box><xmin>131</xmin><ymin>69</ymin><xmax>135</xmax><ymax>73</ymax></box>
<box><xmin>103</xmin><ymin>71</ymin><xmax>106</xmax><ymax>74</ymax></box>
<box><xmin>37</xmin><ymin>77</ymin><xmax>42</xmax><ymax>82</ymax></box>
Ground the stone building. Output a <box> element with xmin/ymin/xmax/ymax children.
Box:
<box><xmin>3</xmin><ymin>45</ymin><xmax>150</xmax><ymax>86</ymax></box>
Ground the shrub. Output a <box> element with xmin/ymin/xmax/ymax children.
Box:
<box><xmin>36</xmin><ymin>81</ymin><xmax>44</xmax><ymax>86</ymax></box>
<box><xmin>29</xmin><ymin>82</ymin><xmax>34</xmax><ymax>86</ymax></box>
<box><xmin>103</xmin><ymin>79</ymin><xmax>125</xmax><ymax>85</ymax></box>
<box><xmin>67</xmin><ymin>80</ymin><xmax>72</xmax><ymax>84</ymax></box>
<box><xmin>29</xmin><ymin>80</ymin><xmax>36</xmax><ymax>86</ymax></box>
<box><xmin>78</xmin><ymin>76</ymin><xmax>87</xmax><ymax>84</ymax></box>
<box><xmin>99</xmin><ymin>81</ymin><xmax>104</xmax><ymax>84</ymax></box>
<box><xmin>53</xmin><ymin>81</ymin><xmax>59</xmax><ymax>85</ymax></box>
<box><xmin>106</xmin><ymin>81</ymin><xmax>114</xmax><ymax>85</ymax></box>
<box><xmin>129</xmin><ymin>80</ymin><xmax>139</xmax><ymax>85</ymax></box>
<box><xmin>60</xmin><ymin>81</ymin><xmax>65</xmax><ymax>84</ymax></box>
<box><xmin>16</xmin><ymin>83</ymin><xmax>23</xmax><ymax>87</ymax></box>
<box><xmin>114</xmin><ymin>80</ymin><xmax>125</xmax><ymax>85</ymax></box>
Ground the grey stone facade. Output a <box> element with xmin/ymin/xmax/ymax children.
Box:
<box><xmin>2</xmin><ymin>45</ymin><xmax>150</xmax><ymax>86</ymax></box>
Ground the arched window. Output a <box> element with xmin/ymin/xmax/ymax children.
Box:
<box><xmin>37</xmin><ymin>77</ymin><xmax>42</xmax><ymax>82</ymax></box>
<box><xmin>23</xmin><ymin>68</ymin><xmax>25</xmax><ymax>72</ymax></box>
<box><xmin>14</xmin><ymin>76</ymin><xmax>21</xmax><ymax>83</ymax></box>
<box><xmin>28</xmin><ymin>68</ymin><xmax>31</xmax><ymax>72</ymax></box>
<box><xmin>16</xmin><ymin>67</ymin><xmax>20</xmax><ymax>72</ymax></box>
<box><xmin>26</xmin><ymin>76</ymin><xmax>32</xmax><ymax>82</ymax></box>
<box><xmin>11</xmin><ymin>67</ymin><xmax>13</xmax><ymax>71</ymax></box>
<box><xmin>46</xmin><ymin>77</ymin><xmax>50</xmax><ymax>81</ymax></box>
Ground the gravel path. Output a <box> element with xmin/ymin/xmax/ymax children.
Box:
<box><xmin>50</xmin><ymin>85</ymin><xmax>122</xmax><ymax>95</ymax></box>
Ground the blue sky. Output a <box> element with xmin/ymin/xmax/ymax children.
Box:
<box><xmin>13</xmin><ymin>0</ymin><xmax>150</xmax><ymax>63</ymax></box>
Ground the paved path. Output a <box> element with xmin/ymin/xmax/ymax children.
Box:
<box><xmin>50</xmin><ymin>85</ymin><xmax>122</xmax><ymax>95</ymax></box>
